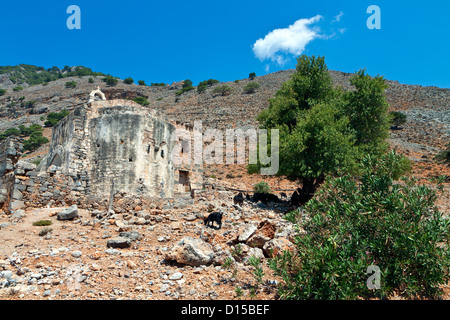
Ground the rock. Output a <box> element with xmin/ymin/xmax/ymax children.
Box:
<box><xmin>12</xmin><ymin>209</ymin><xmax>26</xmax><ymax>219</ymax></box>
<box><xmin>17</xmin><ymin>160</ymin><xmax>37</xmax><ymax>172</ymax></box>
<box><xmin>237</xmin><ymin>223</ymin><xmax>257</xmax><ymax>242</ymax></box>
<box><xmin>12</xmin><ymin>189</ymin><xmax>23</xmax><ymax>201</ymax></box>
<box><xmin>0</xmin><ymin>271</ymin><xmax>13</xmax><ymax>279</ymax></box>
<box><xmin>57</xmin><ymin>205</ymin><xmax>78</xmax><ymax>221</ymax></box>
<box><xmin>166</xmin><ymin>237</ymin><xmax>215</xmax><ymax>266</ymax></box>
<box><xmin>71</xmin><ymin>251</ymin><xmax>82</xmax><ymax>258</ymax></box>
<box><xmin>262</xmin><ymin>238</ymin><xmax>296</xmax><ymax>258</ymax></box>
<box><xmin>247</xmin><ymin>234</ymin><xmax>271</xmax><ymax>248</ymax></box>
<box><xmin>169</xmin><ymin>272</ymin><xmax>183</xmax><ymax>280</ymax></box>
<box><xmin>119</xmin><ymin>231</ymin><xmax>142</xmax><ymax>241</ymax></box>
<box><xmin>106</xmin><ymin>237</ymin><xmax>132</xmax><ymax>249</ymax></box>
<box><xmin>243</xmin><ymin>247</ymin><xmax>265</xmax><ymax>264</ymax></box>
<box><xmin>9</xmin><ymin>200</ymin><xmax>25</xmax><ymax>211</ymax></box>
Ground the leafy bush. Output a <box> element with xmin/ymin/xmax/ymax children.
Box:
<box><xmin>197</xmin><ymin>79</ymin><xmax>220</xmax><ymax>93</ymax></box>
<box><xmin>212</xmin><ymin>85</ymin><xmax>232</xmax><ymax>96</ymax></box>
<box><xmin>389</xmin><ymin>111</ymin><xmax>407</xmax><ymax>127</ymax></box>
<box><xmin>176</xmin><ymin>79</ymin><xmax>195</xmax><ymax>96</ymax></box>
<box><xmin>133</xmin><ymin>96</ymin><xmax>150</xmax><ymax>106</ymax></box>
<box><xmin>249</xmin><ymin>72</ymin><xmax>256</xmax><ymax>80</ymax></box>
<box><xmin>124</xmin><ymin>77</ymin><xmax>134</xmax><ymax>84</ymax></box>
<box><xmin>103</xmin><ymin>75</ymin><xmax>118</xmax><ymax>86</ymax></box>
<box><xmin>253</xmin><ymin>181</ymin><xmax>271</xmax><ymax>194</ymax></box>
<box><xmin>138</xmin><ymin>80</ymin><xmax>146</xmax><ymax>86</ymax></box>
<box><xmin>23</xmin><ymin>132</ymin><xmax>49</xmax><ymax>151</ymax></box>
<box><xmin>243</xmin><ymin>82</ymin><xmax>260</xmax><ymax>94</ymax></box>
<box><xmin>151</xmin><ymin>82</ymin><xmax>166</xmax><ymax>87</ymax></box>
<box><xmin>65</xmin><ymin>81</ymin><xmax>77</xmax><ymax>88</ymax></box>
<box><xmin>88</xmin><ymin>78</ymin><xmax>94</xmax><ymax>83</ymax></box>
<box><xmin>32</xmin><ymin>220</ymin><xmax>52</xmax><ymax>226</ymax></box>
<box><xmin>44</xmin><ymin>110</ymin><xmax>70</xmax><ymax>127</ymax></box>
<box><xmin>270</xmin><ymin>151</ymin><xmax>449</xmax><ymax>299</ymax></box>
<box><xmin>18</xmin><ymin>124</ymin><xmax>43</xmax><ymax>136</ymax></box>
<box><xmin>0</xmin><ymin>89</ymin><xmax>6</xmax><ymax>96</ymax></box>
<box><xmin>13</xmin><ymin>86</ymin><xmax>23</xmax><ymax>92</ymax></box>
<box><xmin>435</xmin><ymin>142</ymin><xmax>450</xmax><ymax>164</ymax></box>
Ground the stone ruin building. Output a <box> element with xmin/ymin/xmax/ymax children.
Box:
<box><xmin>0</xmin><ymin>88</ymin><xmax>203</xmax><ymax>214</ymax></box>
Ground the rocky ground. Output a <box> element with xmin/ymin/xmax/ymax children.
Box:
<box><xmin>0</xmin><ymin>192</ymin><xmax>297</xmax><ymax>300</ymax></box>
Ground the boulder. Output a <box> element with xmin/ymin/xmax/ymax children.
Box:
<box><xmin>106</xmin><ymin>237</ymin><xmax>132</xmax><ymax>249</ymax></box>
<box><xmin>262</xmin><ymin>238</ymin><xmax>296</xmax><ymax>258</ymax></box>
<box><xmin>237</xmin><ymin>223</ymin><xmax>257</xmax><ymax>242</ymax></box>
<box><xmin>57</xmin><ymin>205</ymin><xmax>78</xmax><ymax>221</ymax></box>
<box><xmin>166</xmin><ymin>237</ymin><xmax>215</xmax><ymax>266</ymax></box>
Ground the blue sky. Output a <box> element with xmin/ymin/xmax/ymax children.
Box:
<box><xmin>1</xmin><ymin>1</ymin><xmax>449</xmax><ymax>88</ymax></box>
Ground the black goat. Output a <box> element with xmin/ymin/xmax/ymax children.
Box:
<box><xmin>204</xmin><ymin>211</ymin><xmax>223</xmax><ymax>229</ymax></box>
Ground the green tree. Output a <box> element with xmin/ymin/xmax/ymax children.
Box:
<box><xmin>133</xmin><ymin>96</ymin><xmax>150</xmax><ymax>106</ymax></box>
<box><xmin>65</xmin><ymin>81</ymin><xmax>77</xmax><ymax>88</ymax></box>
<box><xmin>249</xmin><ymin>72</ymin><xmax>256</xmax><ymax>80</ymax></box>
<box><xmin>44</xmin><ymin>110</ymin><xmax>70</xmax><ymax>127</ymax></box>
<box><xmin>138</xmin><ymin>80</ymin><xmax>146</xmax><ymax>86</ymax></box>
<box><xmin>124</xmin><ymin>77</ymin><xmax>134</xmax><ymax>84</ymax></box>
<box><xmin>389</xmin><ymin>111</ymin><xmax>407</xmax><ymax>127</ymax></box>
<box><xmin>103</xmin><ymin>75</ymin><xmax>118</xmax><ymax>86</ymax></box>
<box><xmin>243</xmin><ymin>82</ymin><xmax>260</xmax><ymax>94</ymax></box>
<box><xmin>212</xmin><ymin>85</ymin><xmax>232</xmax><ymax>96</ymax></box>
<box><xmin>23</xmin><ymin>131</ymin><xmax>49</xmax><ymax>151</ymax></box>
<box><xmin>341</xmin><ymin>70</ymin><xmax>390</xmax><ymax>155</ymax></box>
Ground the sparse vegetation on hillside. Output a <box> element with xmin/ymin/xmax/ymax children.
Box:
<box><xmin>0</xmin><ymin>65</ymin><xmax>105</xmax><ymax>87</ymax></box>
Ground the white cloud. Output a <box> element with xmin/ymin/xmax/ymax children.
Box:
<box><xmin>332</xmin><ymin>11</ymin><xmax>344</xmax><ymax>23</ymax></box>
<box><xmin>252</xmin><ymin>15</ymin><xmax>324</xmax><ymax>65</ymax></box>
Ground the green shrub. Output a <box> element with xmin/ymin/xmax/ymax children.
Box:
<box><xmin>88</xmin><ymin>78</ymin><xmax>94</xmax><ymax>83</ymax></box>
<box><xmin>13</xmin><ymin>86</ymin><xmax>23</xmax><ymax>92</ymax></box>
<box><xmin>23</xmin><ymin>132</ymin><xmax>49</xmax><ymax>151</ymax></box>
<box><xmin>65</xmin><ymin>81</ymin><xmax>77</xmax><ymax>88</ymax></box>
<box><xmin>103</xmin><ymin>75</ymin><xmax>118</xmax><ymax>86</ymax></box>
<box><xmin>138</xmin><ymin>80</ymin><xmax>146</xmax><ymax>86</ymax></box>
<box><xmin>151</xmin><ymin>82</ymin><xmax>166</xmax><ymax>87</ymax></box>
<box><xmin>124</xmin><ymin>77</ymin><xmax>134</xmax><ymax>84</ymax></box>
<box><xmin>133</xmin><ymin>96</ymin><xmax>150</xmax><ymax>106</ymax></box>
<box><xmin>32</xmin><ymin>220</ymin><xmax>52</xmax><ymax>226</ymax></box>
<box><xmin>44</xmin><ymin>110</ymin><xmax>70</xmax><ymax>127</ymax></box>
<box><xmin>197</xmin><ymin>79</ymin><xmax>220</xmax><ymax>93</ymax></box>
<box><xmin>176</xmin><ymin>79</ymin><xmax>194</xmax><ymax>96</ymax></box>
<box><xmin>18</xmin><ymin>124</ymin><xmax>43</xmax><ymax>136</ymax></box>
<box><xmin>389</xmin><ymin>111</ymin><xmax>407</xmax><ymax>127</ymax></box>
<box><xmin>270</xmin><ymin>151</ymin><xmax>449</xmax><ymax>299</ymax></box>
<box><xmin>243</xmin><ymin>82</ymin><xmax>260</xmax><ymax>94</ymax></box>
<box><xmin>212</xmin><ymin>85</ymin><xmax>232</xmax><ymax>96</ymax></box>
<box><xmin>249</xmin><ymin>72</ymin><xmax>256</xmax><ymax>80</ymax></box>
<box><xmin>39</xmin><ymin>227</ymin><xmax>53</xmax><ymax>237</ymax></box>
<box><xmin>0</xmin><ymin>89</ymin><xmax>6</xmax><ymax>96</ymax></box>
<box><xmin>435</xmin><ymin>142</ymin><xmax>450</xmax><ymax>164</ymax></box>
<box><xmin>253</xmin><ymin>181</ymin><xmax>271</xmax><ymax>194</ymax></box>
